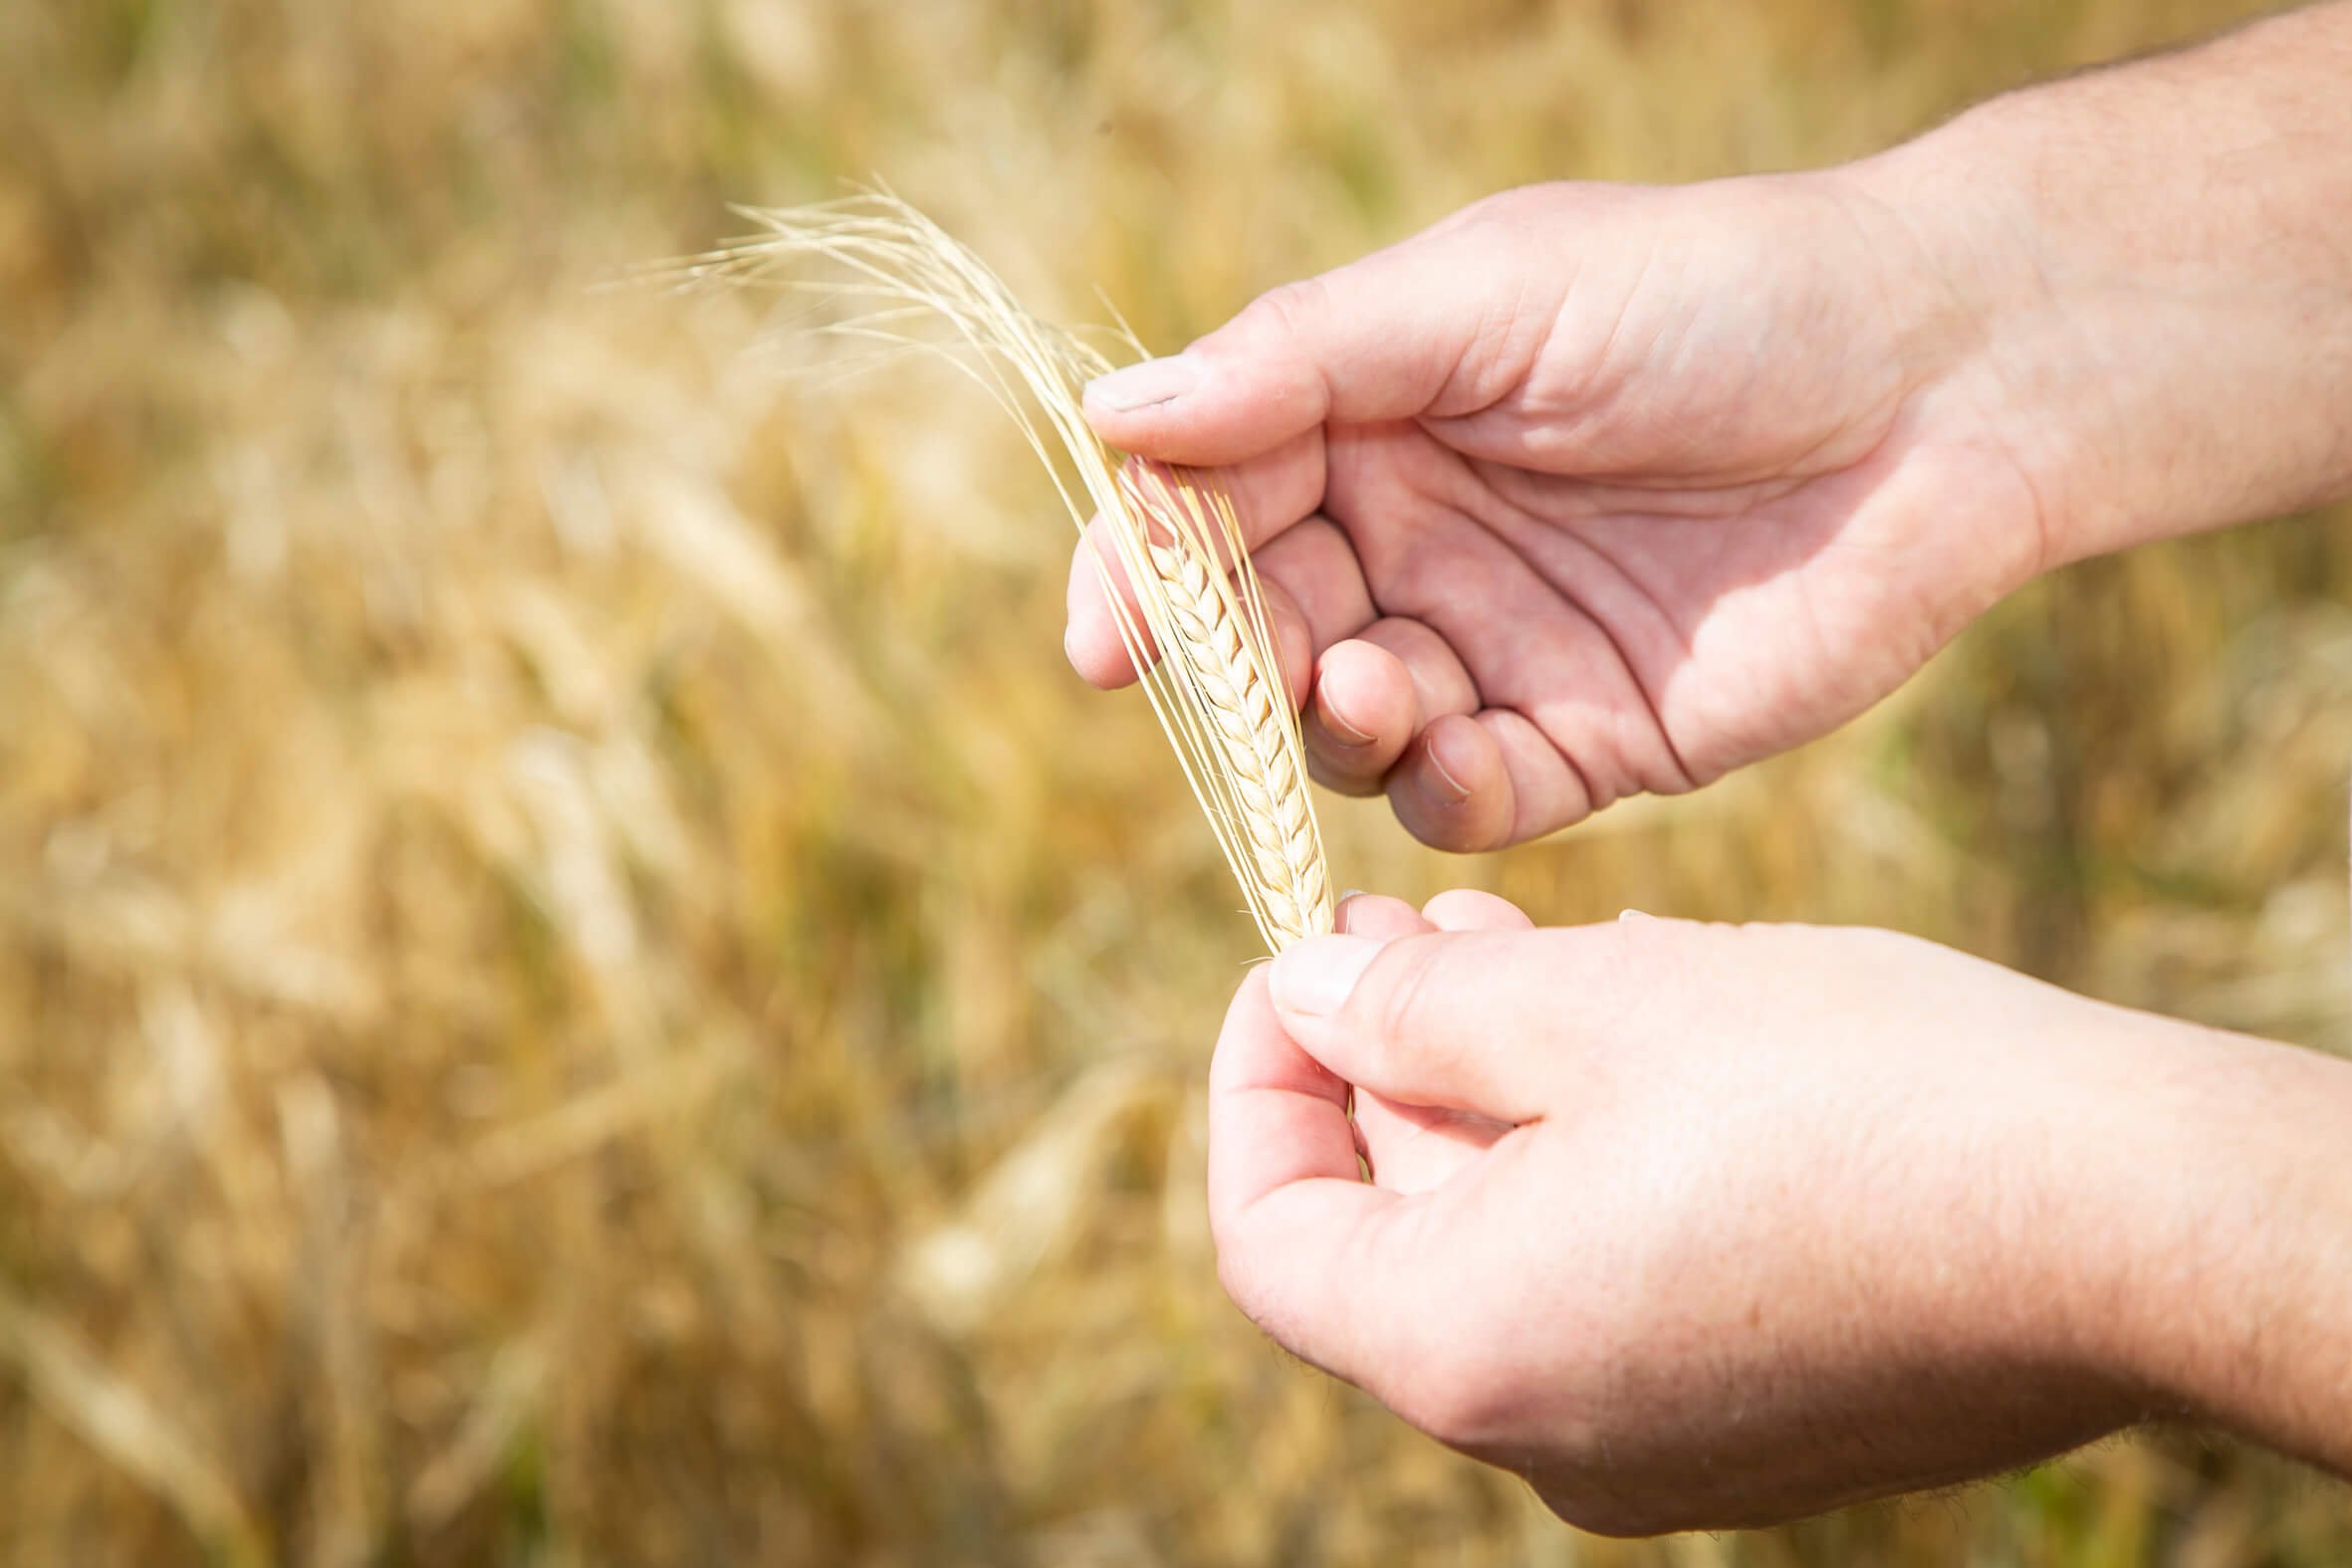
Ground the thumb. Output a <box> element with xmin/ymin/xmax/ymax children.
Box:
<box><xmin>1081</xmin><ymin>206</ymin><xmax>1539</xmax><ymax>467</ymax></box>
<box><xmin>1268</xmin><ymin>924</ymin><xmax>1632</xmax><ymax>1123</ymax></box>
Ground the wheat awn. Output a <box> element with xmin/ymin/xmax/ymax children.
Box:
<box><xmin>669</xmin><ymin>193</ymin><xmax>1333</xmax><ymax>953</ymax></box>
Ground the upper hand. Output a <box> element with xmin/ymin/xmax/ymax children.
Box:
<box><xmin>1066</xmin><ymin>176</ymin><xmax>2047</xmax><ymax>849</ymax></box>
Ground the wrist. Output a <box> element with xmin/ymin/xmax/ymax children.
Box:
<box><xmin>2062</xmin><ymin>1012</ymin><xmax>2352</xmax><ymax>1469</ymax></box>
<box><xmin>1843</xmin><ymin>8</ymin><xmax>2352</xmax><ymax>569</ymax></box>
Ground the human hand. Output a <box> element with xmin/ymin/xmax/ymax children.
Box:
<box><xmin>1068</xmin><ymin>1</ymin><xmax>2352</xmax><ymax>852</ymax></box>
<box><xmin>1207</xmin><ymin>893</ymin><xmax>2352</xmax><ymax>1533</ymax></box>
<box><xmin>1066</xmin><ymin>174</ymin><xmax>2044</xmax><ymax>850</ymax></box>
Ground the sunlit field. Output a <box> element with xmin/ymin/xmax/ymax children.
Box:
<box><xmin>3</xmin><ymin>1</ymin><xmax>2349</xmax><ymax>1562</ymax></box>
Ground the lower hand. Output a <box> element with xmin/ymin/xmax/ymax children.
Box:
<box><xmin>1207</xmin><ymin>892</ymin><xmax>2352</xmax><ymax>1532</ymax></box>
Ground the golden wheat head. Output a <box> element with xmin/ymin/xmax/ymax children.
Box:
<box><xmin>667</xmin><ymin>192</ymin><xmax>1332</xmax><ymax>953</ymax></box>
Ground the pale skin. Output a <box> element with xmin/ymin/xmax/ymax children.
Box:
<box><xmin>1064</xmin><ymin>2</ymin><xmax>2352</xmax><ymax>1536</ymax></box>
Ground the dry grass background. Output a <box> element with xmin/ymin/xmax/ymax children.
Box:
<box><xmin>3</xmin><ymin>0</ymin><xmax>2350</xmax><ymax>1563</ymax></box>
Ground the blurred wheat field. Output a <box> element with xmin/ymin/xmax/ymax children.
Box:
<box><xmin>3</xmin><ymin>1</ymin><xmax>2350</xmax><ymax>1564</ymax></box>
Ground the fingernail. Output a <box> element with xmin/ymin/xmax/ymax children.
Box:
<box><xmin>1270</xmin><ymin>934</ymin><xmax>1386</xmax><ymax>1017</ymax></box>
<box><xmin>1316</xmin><ymin>673</ymin><xmax>1375</xmax><ymax>747</ymax></box>
<box><xmin>1339</xmin><ymin>888</ymin><xmax>1369</xmax><ymax>904</ymax></box>
<box><xmin>1618</xmin><ymin>908</ymin><xmax>1651</xmax><ymax>924</ymax></box>
<box><xmin>1085</xmin><ymin>353</ymin><xmax>1201</xmax><ymax>413</ymax></box>
<box><xmin>1424</xmin><ymin>746</ymin><xmax>1472</xmax><ymax>803</ymax></box>
<box><xmin>1062</xmin><ymin>623</ymin><xmax>1079</xmax><ymax>666</ymax></box>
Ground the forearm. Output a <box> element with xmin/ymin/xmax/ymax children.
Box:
<box><xmin>1855</xmin><ymin>2</ymin><xmax>2352</xmax><ymax>568</ymax></box>
<box><xmin>2058</xmin><ymin>1004</ymin><xmax>2352</xmax><ymax>1473</ymax></box>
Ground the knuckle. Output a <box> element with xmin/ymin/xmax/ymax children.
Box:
<box><xmin>1391</xmin><ymin>1377</ymin><xmax>1491</xmax><ymax>1450</ymax></box>
<box><xmin>1209</xmin><ymin>1236</ymin><xmax>1251</xmax><ymax>1314</ymax></box>
<box><xmin>1536</xmin><ymin>1487</ymin><xmax>1692</xmax><ymax>1541</ymax></box>
<box><xmin>1382</xmin><ymin>1332</ymin><xmax>1524</xmax><ymax>1451</ymax></box>
<box><xmin>1208</xmin><ymin>1222</ymin><xmax>1274</xmax><ymax>1331</ymax></box>
<box><xmin>1347</xmin><ymin>932</ymin><xmax>1456</xmax><ymax>1056</ymax></box>
<box><xmin>1247</xmin><ymin>275</ymin><xmax>1336</xmax><ymax>350</ymax></box>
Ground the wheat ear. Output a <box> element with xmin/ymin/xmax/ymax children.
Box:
<box><xmin>1118</xmin><ymin>465</ymin><xmax>1329</xmax><ymax>950</ymax></box>
<box><xmin>666</xmin><ymin>192</ymin><xmax>1332</xmax><ymax>953</ymax></box>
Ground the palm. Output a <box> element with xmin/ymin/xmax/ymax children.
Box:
<box><xmin>1306</xmin><ymin>405</ymin><xmax>2027</xmax><ymax>845</ymax></box>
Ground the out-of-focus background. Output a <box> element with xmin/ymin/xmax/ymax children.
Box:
<box><xmin>4</xmin><ymin>1</ymin><xmax>2350</xmax><ymax>1563</ymax></box>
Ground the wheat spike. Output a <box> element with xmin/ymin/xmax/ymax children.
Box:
<box><xmin>667</xmin><ymin>192</ymin><xmax>1333</xmax><ymax>953</ymax></box>
<box><xmin>1123</xmin><ymin>469</ymin><xmax>1329</xmax><ymax>950</ymax></box>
